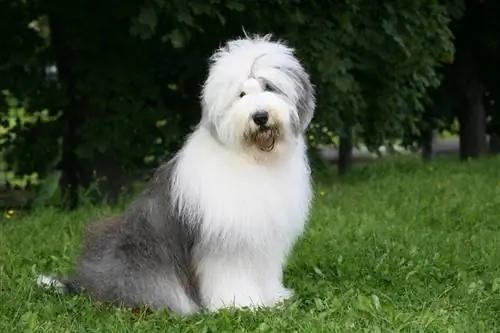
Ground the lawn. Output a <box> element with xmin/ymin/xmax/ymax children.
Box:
<box><xmin>1</xmin><ymin>156</ymin><xmax>500</xmax><ymax>332</ymax></box>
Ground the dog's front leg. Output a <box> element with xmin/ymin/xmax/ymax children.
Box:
<box><xmin>197</xmin><ymin>258</ymin><xmax>266</xmax><ymax>311</ymax></box>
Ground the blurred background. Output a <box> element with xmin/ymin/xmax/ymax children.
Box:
<box><xmin>0</xmin><ymin>0</ymin><xmax>498</xmax><ymax>210</ymax></box>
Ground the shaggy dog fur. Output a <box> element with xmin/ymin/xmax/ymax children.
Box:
<box><xmin>37</xmin><ymin>33</ymin><xmax>316</xmax><ymax>315</ymax></box>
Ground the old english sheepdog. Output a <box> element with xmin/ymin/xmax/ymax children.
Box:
<box><xmin>37</xmin><ymin>33</ymin><xmax>316</xmax><ymax>315</ymax></box>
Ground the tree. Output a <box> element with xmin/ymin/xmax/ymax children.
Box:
<box><xmin>0</xmin><ymin>0</ymin><xmax>456</xmax><ymax>209</ymax></box>
<box><xmin>414</xmin><ymin>1</ymin><xmax>500</xmax><ymax>161</ymax></box>
<box><xmin>263</xmin><ymin>1</ymin><xmax>454</xmax><ymax>173</ymax></box>
<box><xmin>453</xmin><ymin>0</ymin><xmax>488</xmax><ymax>159</ymax></box>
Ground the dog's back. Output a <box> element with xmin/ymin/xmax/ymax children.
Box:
<box><xmin>76</xmin><ymin>214</ymin><xmax>200</xmax><ymax>314</ymax></box>
<box><xmin>38</xmin><ymin>162</ymin><xmax>202</xmax><ymax>315</ymax></box>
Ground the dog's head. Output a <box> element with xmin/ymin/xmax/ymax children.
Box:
<box><xmin>201</xmin><ymin>34</ymin><xmax>315</xmax><ymax>156</ymax></box>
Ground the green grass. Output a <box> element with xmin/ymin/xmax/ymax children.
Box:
<box><xmin>1</xmin><ymin>156</ymin><xmax>500</xmax><ymax>332</ymax></box>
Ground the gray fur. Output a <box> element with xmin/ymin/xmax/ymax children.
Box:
<box><xmin>253</xmin><ymin>62</ymin><xmax>315</xmax><ymax>133</ymax></box>
<box><xmin>60</xmin><ymin>158</ymin><xmax>203</xmax><ymax>315</ymax></box>
<box><xmin>277</xmin><ymin>65</ymin><xmax>315</xmax><ymax>131</ymax></box>
<box><xmin>249</xmin><ymin>52</ymin><xmax>315</xmax><ymax>132</ymax></box>
<box><xmin>38</xmin><ymin>35</ymin><xmax>314</xmax><ymax>316</ymax></box>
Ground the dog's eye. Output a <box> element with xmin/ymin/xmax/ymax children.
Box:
<box><xmin>263</xmin><ymin>83</ymin><xmax>275</xmax><ymax>92</ymax></box>
<box><xmin>239</xmin><ymin>91</ymin><xmax>246</xmax><ymax>98</ymax></box>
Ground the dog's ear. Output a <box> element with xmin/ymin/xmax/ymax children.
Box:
<box><xmin>291</xmin><ymin>66</ymin><xmax>315</xmax><ymax>131</ymax></box>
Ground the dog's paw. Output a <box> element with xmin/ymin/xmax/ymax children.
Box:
<box><xmin>270</xmin><ymin>287</ymin><xmax>294</xmax><ymax>306</ymax></box>
<box><xmin>205</xmin><ymin>297</ymin><xmax>266</xmax><ymax>312</ymax></box>
<box><xmin>278</xmin><ymin>287</ymin><xmax>294</xmax><ymax>300</ymax></box>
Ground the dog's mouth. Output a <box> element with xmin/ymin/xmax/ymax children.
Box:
<box><xmin>253</xmin><ymin>126</ymin><xmax>277</xmax><ymax>152</ymax></box>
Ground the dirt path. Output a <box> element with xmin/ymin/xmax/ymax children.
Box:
<box><xmin>319</xmin><ymin>138</ymin><xmax>460</xmax><ymax>164</ymax></box>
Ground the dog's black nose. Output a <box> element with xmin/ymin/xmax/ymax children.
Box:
<box><xmin>252</xmin><ymin>111</ymin><xmax>269</xmax><ymax>126</ymax></box>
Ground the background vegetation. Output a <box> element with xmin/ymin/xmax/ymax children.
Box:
<box><xmin>4</xmin><ymin>0</ymin><xmax>498</xmax><ymax>209</ymax></box>
<box><xmin>2</xmin><ymin>1</ymin><xmax>500</xmax><ymax>331</ymax></box>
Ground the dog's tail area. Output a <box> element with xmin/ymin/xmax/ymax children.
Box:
<box><xmin>36</xmin><ymin>274</ymin><xmax>85</xmax><ymax>295</ymax></box>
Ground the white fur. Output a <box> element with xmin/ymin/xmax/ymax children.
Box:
<box><xmin>170</xmin><ymin>34</ymin><xmax>315</xmax><ymax>311</ymax></box>
<box><xmin>36</xmin><ymin>275</ymin><xmax>66</xmax><ymax>293</ymax></box>
<box><xmin>201</xmin><ymin>34</ymin><xmax>311</xmax><ymax>151</ymax></box>
<box><xmin>173</xmin><ymin>127</ymin><xmax>311</xmax><ymax>310</ymax></box>
<box><xmin>36</xmin><ymin>34</ymin><xmax>315</xmax><ymax>315</ymax></box>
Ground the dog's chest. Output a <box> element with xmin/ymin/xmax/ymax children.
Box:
<box><xmin>177</xmin><ymin>153</ymin><xmax>311</xmax><ymax>243</ymax></box>
<box><xmin>198</xmin><ymin>162</ymin><xmax>310</xmax><ymax>250</ymax></box>
<box><xmin>174</xmin><ymin>130</ymin><xmax>312</xmax><ymax>249</ymax></box>
<box><xmin>209</xmin><ymin>164</ymin><xmax>307</xmax><ymax>222</ymax></box>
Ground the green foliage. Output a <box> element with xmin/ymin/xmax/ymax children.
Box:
<box><xmin>0</xmin><ymin>0</ymin><xmax>456</xmax><ymax>200</ymax></box>
<box><xmin>31</xmin><ymin>171</ymin><xmax>61</xmax><ymax>207</ymax></box>
<box><xmin>296</xmin><ymin>1</ymin><xmax>454</xmax><ymax>149</ymax></box>
<box><xmin>2</xmin><ymin>157</ymin><xmax>500</xmax><ymax>331</ymax></box>
<box><xmin>0</xmin><ymin>91</ymin><xmax>58</xmax><ymax>188</ymax></box>
<box><xmin>140</xmin><ymin>0</ymin><xmax>455</xmax><ymax>149</ymax></box>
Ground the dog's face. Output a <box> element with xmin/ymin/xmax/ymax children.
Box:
<box><xmin>201</xmin><ymin>34</ymin><xmax>315</xmax><ymax>155</ymax></box>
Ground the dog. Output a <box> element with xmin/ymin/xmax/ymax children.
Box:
<box><xmin>37</xmin><ymin>33</ymin><xmax>316</xmax><ymax>315</ymax></box>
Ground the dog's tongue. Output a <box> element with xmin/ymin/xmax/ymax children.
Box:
<box><xmin>256</xmin><ymin>129</ymin><xmax>274</xmax><ymax>151</ymax></box>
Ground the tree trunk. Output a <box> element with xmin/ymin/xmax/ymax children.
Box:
<box><xmin>419</xmin><ymin>105</ymin><xmax>437</xmax><ymax>162</ymax></box>
<box><xmin>338</xmin><ymin>127</ymin><xmax>353</xmax><ymax>176</ymax></box>
<box><xmin>48</xmin><ymin>11</ymin><xmax>84</xmax><ymax>209</ymax></box>
<box><xmin>420</xmin><ymin>129</ymin><xmax>436</xmax><ymax>162</ymax></box>
<box><xmin>78</xmin><ymin>153</ymin><xmax>136</xmax><ymax>206</ymax></box>
<box><xmin>457</xmin><ymin>64</ymin><xmax>487</xmax><ymax>160</ymax></box>
<box><xmin>455</xmin><ymin>0</ymin><xmax>487</xmax><ymax>160</ymax></box>
<box><xmin>489</xmin><ymin>133</ymin><xmax>500</xmax><ymax>154</ymax></box>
